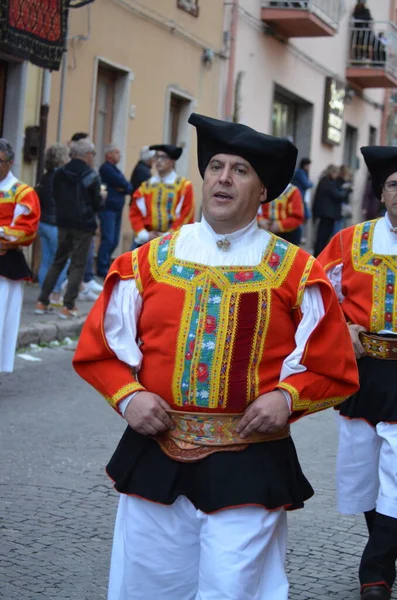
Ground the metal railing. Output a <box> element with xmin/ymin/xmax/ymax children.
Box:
<box><xmin>348</xmin><ymin>21</ymin><xmax>397</xmax><ymax>79</ymax></box>
<box><xmin>261</xmin><ymin>1</ymin><xmax>341</xmax><ymax>30</ymax></box>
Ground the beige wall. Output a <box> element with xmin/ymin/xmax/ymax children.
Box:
<box><xmin>229</xmin><ymin>0</ymin><xmax>393</xmax><ymax>227</ymax></box>
<box><xmin>46</xmin><ymin>0</ymin><xmax>225</xmax><ymax>249</ymax></box>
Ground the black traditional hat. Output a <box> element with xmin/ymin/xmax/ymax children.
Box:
<box><xmin>361</xmin><ymin>146</ymin><xmax>397</xmax><ymax>200</ymax></box>
<box><xmin>188</xmin><ymin>113</ymin><xmax>297</xmax><ymax>202</ymax></box>
<box><xmin>149</xmin><ymin>144</ymin><xmax>183</xmax><ymax>160</ymax></box>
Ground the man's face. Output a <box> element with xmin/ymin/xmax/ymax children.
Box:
<box><xmin>202</xmin><ymin>153</ymin><xmax>267</xmax><ymax>234</ymax></box>
<box><xmin>0</xmin><ymin>151</ymin><xmax>13</xmax><ymax>182</ymax></box>
<box><xmin>382</xmin><ymin>171</ymin><xmax>397</xmax><ymax>225</ymax></box>
<box><xmin>154</xmin><ymin>152</ymin><xmax>174</xmax><ymax>177</ymax></box>
<box><xmin>109</xmin><ymin>148</ymin><xmax>121</xmax><ymax>164</ymax></box>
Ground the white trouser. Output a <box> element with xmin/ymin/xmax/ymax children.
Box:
<box><xmin>108</xmin><ymin>494</ymin><xmax>289</xmax><ymax>600</ymax></box>
<box><xmin>336</xmin><ymin>414</ymin><xmax>397</xmax><ymax>518</ymax></box>
<box><xmin>0</xmin><ymin>277</ymin><xmax>23</xmax><ymax>373</ymax></box>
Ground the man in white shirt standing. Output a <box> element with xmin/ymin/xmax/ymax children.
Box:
<box><xmin>74</xmin><ymin>114</ymin><xmax>358</xmax><ymax>600</ymax></box>
<box><xmin>318</xmin><ymin>146</ymin><xmax>397</xmax><ymax>600</ymax></box>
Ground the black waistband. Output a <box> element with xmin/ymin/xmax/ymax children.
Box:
<box><xmin>0</xmin><ymin>249</ymin><xmax>32</xmax><ymax>280</ymax></box>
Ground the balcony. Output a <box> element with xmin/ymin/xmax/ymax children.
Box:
<box><xmin>346</xmin><ymin>21</ymin><xmax>397</xmax><ymax>88</ymax></box>
<box><xmin>260</xmin><ymin>1</ymin><xmax>341</xmax><ymax>38</ymax></box>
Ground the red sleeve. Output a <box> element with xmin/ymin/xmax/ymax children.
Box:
<box><xmin>278</xmin><ymin>188</ymin><xmax>304</xmax><ymax>233</ymax></box>
<box><xmin>129</xmin><ymin>185</ymin><xmax>146</xmax><ymax>234</ymax></box>
<box><xmin>170</xmin><ymin>180</ymin><xmax>195</xmax><ymax>230</ymax></box>
<box><xmin>72</xmin><ymin>251</ymin><xmax>147</xmax><ymax>413</ymax></box>
<box><xmin>2</xmin><ymin>185</ymin><xmax>40</xmax><ymax>246</ymax></box>
<box><xmin>276</xmin><ymin>259</ymin><xmax>359</xmax><ymax>421</ymax></box>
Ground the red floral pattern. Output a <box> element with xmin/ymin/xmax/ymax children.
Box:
<box><xmin>197</xmin><ymin>363</ymin><xmax>209</xmax><ymax>382</ymax></box>
<box><xmin>234</xmin><ymin>271</ymin><xmax>255</xmax><ymax>282</ymax></box>
<box><xmin>205</xmin><ymin>315</ymin><xmax>217</xmax><ymax>334</ymax></box>
<box><xmin>268</xmin><ymin>253</ymin><xmax>280</xmax><ymax>268</ymax></box>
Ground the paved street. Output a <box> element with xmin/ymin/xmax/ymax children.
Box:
<box><xmin>1</xmin><ymin>346</ymin><xmax>395</xmax><ymax>600</ymax></box>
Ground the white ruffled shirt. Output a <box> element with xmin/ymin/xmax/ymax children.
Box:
<box><xmin>104</xmin><ymin>217</ymin><xmax>326</xmax><ymax>415</ymax></box>
<box><xmin>326</xmin><ymin>215</ymin><xmax>397</xmax><ymax>335</ymax></box>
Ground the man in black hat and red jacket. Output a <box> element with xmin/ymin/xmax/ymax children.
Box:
<box><xmin>73</xmin><ymin>114</ymin><xmax>358</xmax><ymax>600</ymax></box>
<box><xmin>129</xmin><ymin>143</ymin><xmax>195</xmax><ymax>246</ymax></box>
<box><xmin>318</xmin><ymin>146</ymin><xmax>397</xmax><ymax>600</ymax></box>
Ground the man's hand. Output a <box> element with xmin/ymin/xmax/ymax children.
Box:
<box><xmin>348</xmin><ymin>324</ymin><xmax>367</xmax><ymax>359</ymax></box>
<box><xmin>236</xmin><ymin>390</ymin><xmax>290</xmax><ymax>439</ymax></box>
<box><xmin>269</xmin><ymin>221</ymin><xmax>280</xmax><ymax>234</ymax></box>
<box><xmin>148</xmin><ymin>231</ymin><xmax>159</xmax><ymax>241</ymax></box>
<box><xmin>124</xmin><ymin>391</ymin><xmax>174</xmax><ymax>436</ymax></box>
<box><xmin>257</xmin><ymin>218</ymin><xmax>270</xmax><ymax>230</ymax></box>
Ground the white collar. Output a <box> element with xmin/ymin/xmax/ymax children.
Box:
<box><xmin>0</xmin><ymin>171</ymin><xmax>18</xmax><ymax>191</ymax></box>
<box><xmin>385</xmin><ymin>212</ymin><xmax>397</xmax><ymax>234</ymax></box>
<box><xmin>199</xmin><ymin>216</ymin><xmax>263</xmax><ymax>245</ymax></box>
<box><xmin>151</xmin><ymin>170</ymin><xmax>178</xmax><ymax>185</ymax></box>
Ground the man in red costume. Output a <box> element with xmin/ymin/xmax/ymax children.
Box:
<box><xmin>257</xmin><ymin>182</ymin><xmax>304</xmax><ymax>245</ymax></box>
<box><xmin>0</xmin><ymin>138</ymin><xmax>40</xmax><ymax>373</ymax></box>
<box><xmin>74</xmin><ymin>114</ymin><xmax>358</xmax><ymax>600</ymax></box>
<box><xmin>129</xmin><ymin>144</ymin><xmax>194</xmax><ymax>246</ymax></box>
<box><xmin>318</xmin><ymin>146</ymin><xmax>397</xmax><ymax>600</ymax></box>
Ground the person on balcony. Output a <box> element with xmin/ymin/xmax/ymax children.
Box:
<box><xmin>351</xmin><ymin>2</ymin><xmax>374</xmax><ymax>62</ymax></box>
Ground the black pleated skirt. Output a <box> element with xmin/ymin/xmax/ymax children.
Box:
<box><xmin>339</xmin><ymin>356</ymin><xmax>397</xmax><ymax>426</ymax></box>
<box><xmin>0</xmin><ymin>249</ymin><xmax>31</xmax><ymax>280</ymax></box>
<box><xmin>106</xmin><ymin>426</ymin><xmax>314</xmax><ymax>514</ymax></box>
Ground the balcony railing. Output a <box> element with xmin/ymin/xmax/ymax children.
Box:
<box><xmin>347</xmin><ymin>21</ymin><xmax>397</xmax><ymax>88</ymax></box>
<box><xmin>261</xmin><ymin>1</ymin><xmax>341</xmax><ymax>32</ymax></box>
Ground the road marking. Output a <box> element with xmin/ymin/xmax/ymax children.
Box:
<box><xmin>17</xmin><ymin>354</ymin><xmax>42</xmax><ymax>362</ymax></box>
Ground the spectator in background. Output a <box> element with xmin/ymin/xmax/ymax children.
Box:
<box><xmin>36</xmin><ymin>138</ymin><xmax>103</xmax><ymax>319</ymax></box>
<box><xmin>291</xmin><ymin>158</ymin><xmax>313</xmax><ymax>202</ymax></box>
<box><xmin>351</xmin><ymin>2</ymin><xmax>374</xmax><ymax>61</ymax></box>
<box><xmin>130</xmin><ymin>146</ymin><xmax>155</xmax><ymax>194</ymax></box>
<box><xmin>362</xmin><ymin>173</ymin><xmax>386</xmax><ymax>220</ymax></box>
<box><xmin>291</xmin><ymin>157</ymin><xmax>313</xmax><ymax>242</ymax></box>
<box><xmin>334</xmin><ymin>165</ymin><xmax>354</xmax><ymax>234</ymax></box>
<box><xmin>312</xmin><ymin>164</ymin><xmax>350</xmax><ymax>256</ymax></box>
<box><xmin>68</xmin><ymin>132</ymin><xmax>104</xmax><ymax>299</ymax></box>
<box><xmin>35</xmin><ymin>143</ymin><xmax>70</xmax><ymax>310</ymax></box>
<box><xmin>129</xmin><ymin>144</ymin><xmax>195</xmax><ymax>247</ymax></box>
<box><xmin>97</xmin><ymin>144</ymin><xmax>133</xmax><ymax>278</ymax></box>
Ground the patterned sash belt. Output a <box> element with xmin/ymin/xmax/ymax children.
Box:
<box><xmin>156</xmin><ymin>411</ymin><xmax>291</xmax><ymax>463</ymax></box>
<box><xmin>360</xmin><ymin>332</ymin><xmax>397</xmax><ymax>360</ymax></box>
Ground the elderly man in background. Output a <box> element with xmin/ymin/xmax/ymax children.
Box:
<box><xmin>130</xmin><ymin>145</ymin><xmax>155</xmax><ymax>194</ymax></box>
<box><xmin>97</xmin><ymin>145</ymin><xmax>133</xmax><ymax>278</ymax></box>
<box><xmin>129</xmin><ymin>143</ymin><xmax>195</xmax><ymax>246</ymax></box>
<box><xmin>36</xmin><ymin>138</ymin><xmax>102</xmax><ymax>319</ymax></box>
<box><xmin>0</xmin><ymin>138</ymin><xmax>40</xmax><ymax>373</ymax></box>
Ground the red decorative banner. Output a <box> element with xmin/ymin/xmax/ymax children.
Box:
<box><xmin>0</xmin><ymin>0</ymin><xmax>69</xmax><ymax>70</ymax></box>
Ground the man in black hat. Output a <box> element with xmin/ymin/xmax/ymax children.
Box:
<box><xmin>318</xmin><ymin>146</ymin><xmax>397</xmax><ymax>600</ymax></box>
<box><xmin>129</xmin><ymin>143</ymin><xmax>195</xmax><ymax>246</ymax></box>
<box><xmin>73</xmin><ymin>114</ymin><xmax>358</xmax><ymax>600</ymax></box>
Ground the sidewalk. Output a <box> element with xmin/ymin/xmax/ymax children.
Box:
<box><xmin>17</xmin><ymin>283</ymin><xmax>97</xmax><ymax>349</ymax></box>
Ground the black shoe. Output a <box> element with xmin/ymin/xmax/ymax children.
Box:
<box><xmin>361</xmin><ymin>585</ymin><xmax>391</xmax><ymax>599</ymax></box>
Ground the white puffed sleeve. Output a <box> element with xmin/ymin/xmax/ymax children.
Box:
<box><xmin>279</xmin><ymin>285</ymin><xmax>325</xmax><ymax>382</ymax></box>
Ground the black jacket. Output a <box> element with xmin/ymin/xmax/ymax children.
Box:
<box><xmin>312</xmin><ymin>177</ymin><xmax>349</xmax><ymax>221</ymax></box>
<box><xmin>130</xmin><ymin>160</ymin><xmax>152</xmax><ymax>193</ymax></box>
<box><xmin>36</xmin><ymin>170</ymin><xmax>57</xmax><ymax>226</ymax></box>
<box><xmin>53</xmin><ymin>159</ymin><xmax>102</xmax><ymax>232</ymax></box>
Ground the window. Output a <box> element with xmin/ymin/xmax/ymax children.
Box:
<box><xmin>177</xmin><ymin>0</ymin><xmax>199</xmax><ymax>18</ymax></box>
<box><xmin>93</xmin><ymin>66</ymin><xmax>117</xmax><ymax>167</ymax></box>
<box><xmin>272</xmin><ymin>98</ymin><xmax>296</xmax><ymax>140</ymax></box>
<box><xmin>369</xmin><ymin>125</ymin><xmax>377</xmax><ymax>145</ymax></box>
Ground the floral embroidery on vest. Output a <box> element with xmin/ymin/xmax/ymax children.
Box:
<box><xmin>352</xmin><ymin>220</ymin><xmax>397</xmax><ymax>332</ymax></box>
<box><xmin>148</xmin><ymin>232</ymin><xmax>299</xmax><ymax>409</ymax></box>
